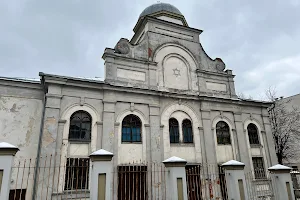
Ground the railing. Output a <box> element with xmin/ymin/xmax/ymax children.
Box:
<box><xmin>245</xmin><ymin>169</ymin><xmax>275</xmax><ymax>200</ymax></box>
<box><xmin>185</xmin><ymin>164</ymin><xmax>227</xmax><ymax>200</ymax></box>
<box><xmin>291</xmin><ymin>170</ymin><xmax>300</xmax><ymax>199</ymax></box>
<box><xmin>10</xmin><ymin>155</ymin><xmax>90</xmax><ymax>200</ymax></box>
<box><xmin>113</xmin><ymin>161</ymin><xmax>167</xmax><ymax>200</ymax></box>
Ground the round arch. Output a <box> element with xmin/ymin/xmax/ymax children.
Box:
<box><xmin>243</xmin><ymin>118</ymin><xmax>268</xmax><ymax>172</ymax></box>
<box><xmin>211</xmin><ymin>116</ymin><xmax>237</xmax><ymax>162</ymax></box>
<box><xmin>161</xmin><ymin>103</ymin><xmax>202</xmax><ymax>162</ymax></box>
<box><xmin>154</xmin><ymin>43</ymin><xmax>198</xmax><ymax>91</ymax></box>
<box><xmin>115</xmin><ymin>109</ymin><xmax>148</xmax><ymax>164</ymax></box>
<box><xmin>61</xmin><ymin>104</ymin><xmax>100</xmax><ymax>145</ymax></box>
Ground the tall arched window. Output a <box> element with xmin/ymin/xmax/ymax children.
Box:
<box><xmin>169</xmin><ymin>118</ymin><xmax>179</xmax><ymax>143</ymax></box>
<box><xmin>122</xmin><ymin>114</ymin><xmax>142</xmax><ymax>142</ymax></box>
<box><xmin>216</xmin><ymin>121</ymin><xmax>231</xmax><ymax>145</ymax></box>
<box><xmin>247</xmin><ymin>123</ymin><xmax>260</xmax><ymax>145</ymax></box>
<box><xmin>182</xmin><ymin>119</ymin><xmax>193</xmax><ymax>143</ymax></box>
<box><xmin>69</xmin><ymin>111</ymin><xmax>92</xmax><ymax>141</ymax></box>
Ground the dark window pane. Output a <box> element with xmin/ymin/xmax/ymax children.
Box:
<box><xmin>169</xmin><ymin>118</ymin><xmax>179</xmax><ymax>143</ymax></box>
<box><xmin>216</xmin><ymin>121</ymin><xmax>231</xmax><ymax>145</ymax></box>
<box><xmin>247</xmin><ymin>123</ymin><xmax>260</xmax><ymax>145</ymax></box>
<box><xmin>121</xmin><ymin>115</ymin><xmax>142</xmax><ymax>143</ymax></box>
<box><xmin>182</xmin><ymin>119</ymin><xmax>193</xmax><ymax>143</ymax></box>
<box><xmin>69</xmin><ymin>111</ymin><xmax>92</xmax><ymax>141</ymax></box>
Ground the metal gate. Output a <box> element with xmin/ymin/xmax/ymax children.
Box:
<box><xmin>116</xmin><ymin>161</ymin><xmax>167</xmax><ymax>200</ymax></box>
<box><xmin>185</xmin><ymin>164</ymin><xmax>228</xmax><ymax>200</ymax></box>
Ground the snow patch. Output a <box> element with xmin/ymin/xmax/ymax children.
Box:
<box><xmin>90</xmin><ymin>149</ymin><xmax>113</xmax><ymax>156</ymax></box>
<box><xmin>0</xmin><ymin>142</ymin><xmax>18</xmax><ymax>148</ymax></box>
<box><xmin>268</xmin><ymin>164</ymin><xmax>291</xmax><ymax>170</ymax></box>
<box><xmin>163</xmin><ymin>156</ymin><xmax>186</xmax><ymax>163</ymax></box>
<box><xmin>222</xmin><ymin>160</ymin><xmax>245</xmax><ymax>166</ymax></box>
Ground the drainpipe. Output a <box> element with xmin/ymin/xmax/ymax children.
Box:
<box><xmin>32</xmin><ymin>74</ymin><xmax>47</xmax><ymax>200</ymax></box>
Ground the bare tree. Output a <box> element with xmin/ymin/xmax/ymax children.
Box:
<box><xmin>266</xmin><ymin>88</ymin><xmax>300</xmax><ymax>164</ymax></box>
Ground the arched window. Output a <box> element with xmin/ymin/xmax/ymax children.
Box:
<box><xmin>169</xmin><ymin>118</ymin><xmax>179</xmax><ymax>143</ymax></box>
<box><xmin>182</xmin><ymin>119</ymin><xmax>193</xmax><ymax>143</ymax></box>
<box><xmin>216</xmin><ymin>121</ymin><xmax>231</xmax><ymax>145</ymax></box>
<box><xmin>122</xmin><ymin>114</ymin><xmax>142</xmax><ymax>142</ymax></box>
<box><xmin>247</xmin><ymin>123</ymin><xmax>260</xmax><ymax>145</ymax></box>
<box><xmin>69</xmin><ymin>111</ymin><xmax>92</xmax><ymax>141</ymax></box>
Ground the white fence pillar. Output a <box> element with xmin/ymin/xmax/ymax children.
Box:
<box><xmin>222</xmin><ymin>160</ymin><xmax>249</xmax><ymax>200</ymax></box>
<box><xmin>0</xmin><ymin>142</ymin><xmax>19</xmax><ymax>200</ymax></box>
<box><xmin>163</xmin><ymin>156</ymin><xmax>188</xmax><ymax>200</ymax></box>
<box><xmin>268</xmin><ymin>164</ymin><xmax>295</xmax><ymax>200</ymax></box>
<box><xmin>89</xmin><ymin>149</ymin><xmax>113</xmax><ymax>200</ymax></box>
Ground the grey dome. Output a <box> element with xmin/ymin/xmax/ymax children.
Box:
<box><xmin>139</xmin><ymin>3</ymin><xmax>183</xmax><ymax>18</ymax></box>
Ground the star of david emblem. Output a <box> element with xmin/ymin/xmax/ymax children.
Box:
<box><xmin>173</xmin><ymin>68</ymin><xmax>181</xmax><ymax>77</ymax></box>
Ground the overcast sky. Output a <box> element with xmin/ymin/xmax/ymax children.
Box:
<box><xmin>1</xmin><ymin>0</ymin><xmax>299</xmax><ymax>99</ymax></box>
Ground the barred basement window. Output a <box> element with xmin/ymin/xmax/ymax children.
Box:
<box><xmin>64</xmin><ymin>158</ymin><xmax>89</xmax><ymax>190</ymax></box>
<box><xmin>216</xmin><ymin>121</ymin><xmax>231</xmax><ymax>145</ymax></box>
<box><xmin>122</xmin><ymin>114</ymin><xmax>142</xmax><ymax>142</ymax></box>
<box><xmin>69</xmin><ymin>111</ymin><xmax>92</xmax><ymax>141</ymax></box>
<box><xmin>169</xmin><ymin>118</ymin><xmax>179</xmax><ymax>143</ymax></box>
<box><xmin>9</xmin><ymin>189</ymin><xmax>26</xmax><ymax>200</ymax></box>
<box><xmin>247</xmin><ymin>123</ymin><xmax>260</xmax><ymax>145</ymax></box>
<box><xmin>252</xmin><ymin>157</ymin><xmax>266</xmax><ymax>179</ymax></box>
<box><xmin>182</xmin><ymin>119</ymin><xmax>193</xmax><ymax>143</ymax></box>
<box><xmin>118</xmin><ymin>165</ymin><xmax>147</xmax><ymax>200</ymax></box>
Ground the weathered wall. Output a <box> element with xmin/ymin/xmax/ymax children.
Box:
<box><xmin>0</xmin><ymin>80</ymin><xmax>43</xmax><ymax>199</ymax></box>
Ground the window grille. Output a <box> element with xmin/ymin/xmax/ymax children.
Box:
<box><xmin>118</xmin><ymin>165</ymin><xmax>147</xmax><ymax>199</ymax></box>
<box><xmin>182</xmin><ymin>119</ymin><xmax>193</xmax><ymax>143</ymax></box>
<box><xmin>252</xmin><ymin>157</ymin><xmax>266</xmax><ymax>179</ymax></box>
<box><xmin>247</xmin><ymin>123</ymin><xmax>260</xmax><ymax>145</ymax></box>
<box><xmin>64</xmin><ymin>158</ymin><xmax>89</xmax><ymax>190</ymax></box>
<box><xmin>169</xmin><ymin>118</ymin><xmax>179</xmax><ymax>143</ymax></box>
<box><xmin>69</xmin><ymin>111</ymin><xmax>92</xmax><ymax>141</ymax></box>
<box><xmin>216</xmin><ymin>121</ymin><xmax>231</xmax><ymax>145</ymax></box>
<box><xmin>122</xmin><ymin>114</ymin><xmax>142</xmax><ymax>142</ymax></box>
<box><xmin>9</xmin><ymin>189</ymin><xmax>26</xmax><ymax>200</ymax></box>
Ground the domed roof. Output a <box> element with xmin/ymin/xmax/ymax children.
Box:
<box><xmin>139</xmin><ymin>3</ymin><xmax>183</xmax><ymax>18</ymax></box>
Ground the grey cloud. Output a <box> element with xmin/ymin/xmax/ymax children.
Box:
<box><xmin>0</xmin><ymin>0</ymin><xmax>299</xmax><ymax>98</ymax></box>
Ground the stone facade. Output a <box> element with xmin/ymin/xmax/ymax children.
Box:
<box><xmin>0</xmin><ymin>3</ymin><xmax>278</xmax><ymax>199</ymax></box>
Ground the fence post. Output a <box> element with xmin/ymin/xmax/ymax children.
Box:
<box><xmin>163</xmin><ymin>156</ymin><xmax>188</xmax><ymax>200</ymax></box>
<box><xmin>268</xmin><ymin>164</ymin><xmax>295</xmax><ymax>200</ymax></box>
<box><xmin>0</xmin><ymin>142</ymin><xmax>19</xmax><ymax>200</ymax></box>
<box><xmin>89</xmin><ymin>149</ymin><xmax>113</xmax><ymax>200</ymax></box>
<box><xmin>222</xmin><ymin>160</ymin><xmax>248</xmax><ymax>200</ymax></box>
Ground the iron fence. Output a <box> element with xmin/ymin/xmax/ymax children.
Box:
<box><xmin>185</xmin><ymin>164</ymin><xmax>228</xmax><ymax>200</ymax></box>
<box><xmin>113</xmin><ymin>161</ymin><xmax>167</xmax><ymax>200</ymax></box>
<box><xmin>10</xmin><ymin>154</ymin><xmax>90</xmax><ymax>200</ymax></box>
<box><xmin>245</xmin><ymin>169</ymin><xmax>275</xmax><ymax>200</ymax></box>
<box><xmin>291</xmin><ymin>170</ymin><xmax>300</xmax><ymax>199</ymax></box>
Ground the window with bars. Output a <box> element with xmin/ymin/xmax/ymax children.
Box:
<box><xmin>64</xmin><ymin>158</ymin><xmax>89</xmax><ymax>190</ymax></box>
<box><xmin>182</xmin><ymin>119</ymin><xmax>193</xmax><ymax>143</ymax></box>
<box><xmin>118</xmin><ymin>165</ymin><xmax>147</xmax><ymax>200</ymax></box>
<box><xmin>216</xmin><ymin>121</ymin><xmax>231</xmax><ymax>145</ymax></box>
<box><xmin>69</xmin><ymin>111</ymin><xmax>92</xmax><ymax>141</ymax></box>
<box><xmin>252</xmin><ymin>157</ymin><xmax>266</xmax><ymax>179</ymax></box>
<box><xmin>9</xmin><ymin>189</ymin><xmax>26</xmax><ymax>200</ymax></box>
<box><xmin>247</xmin><ymin>123</ymin><xmax>260</xmax><ymax>145</ymax></box>
<box><xmin>169</xmin><ymin>118</ymin><xmax>179</xmax><ymax>143</ymax></box>
<box><xmin>122</xmin><ymin>114</ymin><xmax>142</xmax><ymax>142</ymax></box>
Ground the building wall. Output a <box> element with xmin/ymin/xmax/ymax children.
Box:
<box><xmin>0</xmin><ymin>80</ymin><xmax>43</xmax><ymax>199</ymax></box>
